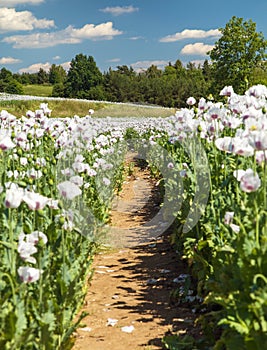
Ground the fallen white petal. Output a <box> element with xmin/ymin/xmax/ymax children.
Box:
<box><xmin>121</xmin><ymin>325</ymin><xmax>135</xmax><ymax>333</ymax></box>
<box><xmin>107</xmin><ymin>318</ymin><xmax>118</xmax><ymax>327</ymax></box>
<box><xmin>79</xmin><ymin>327</ymin><xmax>92</xmax><ymax>332</ymax></box>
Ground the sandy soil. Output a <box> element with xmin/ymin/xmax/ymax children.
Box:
<box><xmin>73</xmin><ymin>157</ymin><xmax>201</xmax><ymax>350</ymax></box>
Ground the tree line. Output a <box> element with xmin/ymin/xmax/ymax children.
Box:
<box><xmin>1</xmin><ymin>16</ymin><xmax>267</xmax><ymax>108</ymax></box>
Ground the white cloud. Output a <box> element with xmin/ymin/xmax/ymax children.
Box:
<box><xmin>107</xmin><ymin>58</ymin><xmax>121</xmax><ymax>63</ymax></box>
<box><xmin>129</xmin><ymin>36</ymin><xmax>144</xmax><ymax>40</ymax></box>
<box><xmin>71</xmin><ymin>22</ymin><xmax>123</xmax><ymax>40</ymax></box>
<box><xmin>181</xmin><ymin>42</ymin><xmax>214</xmax><ymax>55</ymax></box>
<box><xmin>19</xmin><ymin>61</ymin><xmax>51</xmax><ymax>73</ymax></box>
<box><xmin>19</xmin><ymin>61</ymin><xmax>71</xmax><ymax>73</ymax></box>
<box><xmin>3</xmin><ymin>29</ymin><xmax>79</xmax><ymax>48</ymax></box>
<box><xmin>100</xmin><ymin>5</ymin><xmax>138</xmax><ymax>16</ymax></box>
<box><xmin>0</xmin><ymin>0</ymin><xmax>44</xmax><ymax>6</ymax></box>
<box><xmin>0</xmin><ymin>56</ymin><xmax>21</xmax><ymax>64</ymax></box>
<box><xmin>3</xmin><ymin>22</ymin><xmax>123</xmax><ymax>48</ymax></box>
<box><xmin>131</xmin><ymin>60</ymin><xmax>169</xmax><ymax>72</ymax></box>
<box><xmin>0</xmin><ymin>8</ymin><xmax>54</xmax><ymax>33</ymax></box>
<box><xmin>160</xmin><ymin>29</ymin><xmax>221</xmax><ymax>43</ymax></box>
<box><xmin>60</xmin><ymin>61</ymin><xmax>71</xmax><ymax>71</ymax></box>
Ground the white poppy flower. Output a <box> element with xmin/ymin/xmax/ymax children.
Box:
<box><xmin>239</xmin><ymin>169</ymin><xmax>261</xmax><ymax>193</ymax></box>
<box><xmin>4</xmin><ymin>184</ymin><xmax>24</xmax><ymax>208</ymax></box>
<box><xmin>18</xmin><ymin>239</ymin><xmax>37</xmax><ymax>264</ymax></box>
<box><xmin>57</xmin><ymin>181</ymin><xmax>82</xmax><ymax>200</ymax></box>
<box><xmin>18</xmin><ymin>266</ymin><xmax>42</xmax><ymax>283</ymax></box>
<box><xmin>23</xmin><ymin>191</ymin><xmax>50</xmax><ymax>210</ymax></box>
<box><xmin>0</xmin><ymin>132</ymin><xmax>15</xmax><ymax>151</ymax></box>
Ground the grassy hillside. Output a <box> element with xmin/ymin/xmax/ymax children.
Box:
<box><xmin>0</xmin><ymin>84</ymin><xmax>175</xmax><ymax>118</ymax></box>
<box><xmin>0</xmin><ymin>96</ymin><xmax>176</xmax><ymax>119</ymax></box>
<box><xmin>23</xmin><ymin>84</ymin><xmax>53</xmax><ymax>97</ymax></box>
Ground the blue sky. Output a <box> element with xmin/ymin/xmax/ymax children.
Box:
<box><xmin>0</xmin><ymin>0</ymin><xmax>267</xmax><ymax>74</ymax></box>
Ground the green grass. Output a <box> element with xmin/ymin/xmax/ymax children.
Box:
<box><xmin>0</xmin><ymin>94</ymin><xmax>175</xmax><ymax>119</ymax></box>
<box><xmin>93</xmin><ymin>103</ymin><xmax>175</xmax><ymax>118</ymax></box>
<box><xmin>0</xmin><ymin>84</ymin><xmax>176</xmax><ymax>118</ymax></box>
<box><xmin>0</xmin><ymin>99</ymin><xmax>106</xmax><ymax>118</ymax></box>
<box><xmin>23</xmin><ymin>84</ymin><xmax>53</xmax><ymax>97</ymax></box>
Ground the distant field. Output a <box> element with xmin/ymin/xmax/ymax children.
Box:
<box><xmin>92</xmin><ymin>103</ymin><xmax>176</xmax><ymax>118</ymax></box>
<box><xmin>23</xmin><ymin>84</ymin><xmax>53</xmax><ymax>97</ymax></box>
<box><xmin>0</xmin><ymin>93</ymin><xmax>176</xmax><ymax>119</ymax></box>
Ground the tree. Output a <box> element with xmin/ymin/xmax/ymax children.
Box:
<box><xmin>202</xmin><ymin>60</ymin><xmax>212</xmax><ymax>81</ymax></box>
<box><xmin>173</xmin><ymin>59</ymin><xmax>186</xmax><ymax>78</ymax></box>
<box><xmin>13</xmin><ymin>72</ymin><xmax>31</xmax><ymax>85</ymax></box>
<box><xmin>208</xmin><ymin>16</ymin><xmax>267</xmax><ymax>95</ymax></box>
<box><xmin>250</xmin><ymin>61</ymin><xmax>267</xmax><ymax>86</ymax></box>
<box><xmin>184</xmin><ymin>63</ymin><xmax>209</xmax><ymax>103</ymax></box>
<box><xmin>37</xmin><ymin>68</ymin><xmax>49</xmax><ymax>84</ymax></box>
<box><xmin>103</xmin><ymin>66</ymin><xmax>139</xmax><ymax>102</ymax></box>
<box><xmin>65</xmin><ymin>54</ymin><xmax>103</xmax><ymax>99</ymax></box>
<box><xmin>163</xmin><ymin>63</ymin><xmax>177</xmax><ymax>76</ymax></box>
<box><xmin>0</xmin><ymin>68</ymin><xmax>23</xmax><ymax>94</ymax></box>
<box><xmin>5</xmin><ymin>79</ymin><xmax>23</xmax><ymax>94</ymax></box>
<box><xmin>116</xmin><ymin>65</ymin><xmax>136</xmax><ymax>77</ymax></box>
<box><xmin>48</xmin><ymin>64</ymin><xmax>66</xmax><ymax>85</ymax></box>
<box><xmin>144</xmin><ymin>65</ymin><xmax>162</xmax><ymax>79</ymax></box>
<box><xmin>0</xmin><ymin>67</ymin><xmax>13</xmax><ymax>81</ymax></box>
<box><xmin>52</xmin><ymin>83</ymin><xmax>65</xmax><ymax>97</ymax></box>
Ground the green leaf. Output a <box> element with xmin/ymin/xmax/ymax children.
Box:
<box><xmin>162</xmin><ymin>334</ymin><xmax>196</xmax><ymax>350</ymax></box>
<box><xmin>15</xmin><ymin>300</ymin><xmax>27</xmax><ymax>337</ymax></box>
<box><xmin>42</xmin><ymin>311</ymin><xmax>56</xmax><ymax>332</ymax></box>
<box><xmin>218</xmin><ymin>317</ymin><xmax>249</xmax><ymax>335</ymax></box>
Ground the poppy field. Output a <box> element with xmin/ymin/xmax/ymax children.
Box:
<box><xmin>0</xmin><ymin>84</ymin><xmax>267</xmax><ymax>349</ymax></box>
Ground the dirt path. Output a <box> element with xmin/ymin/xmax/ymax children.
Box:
<box><xmin>73</xmin><ymin>156</ymin><xmax>200</xmax><ymax>350</ymax></box>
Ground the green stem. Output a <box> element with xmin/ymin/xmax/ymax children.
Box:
<box><xmin>8</xmin><ymin>208</ymin><xmax>16</xmax><ymax>275</ymax></box>
<box><xmin>254</xmin><ymin>196</ymin><xmax>260</xmax><ymax>248</ymax></box>
<box><xmin>253</xmin><ymin>273</ymin><xmax>267</xmax><ymax>285</ymax></box>
<box><xmin>262</xmin><ymin>152</ymin><xmax>267</xmax><ymax>238</ymax></box>
<box><xmin>263</xmin><ymin>151</ymin><xmax>267</xmax><ymax>211</ymax></box>
<box><xmin>233</xmin><ymin>215</ymin><xmax>247</xmax><ymax>236</ymax></box>
<box><xmin>235</xmin><ymin>155</ymin><xmax>240</xmax><ymax>205</ymax></box>
<box><xmin>2</xmin><ymin>272</ymin><xmax>17</xmax><ymax>304</ymax></box>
